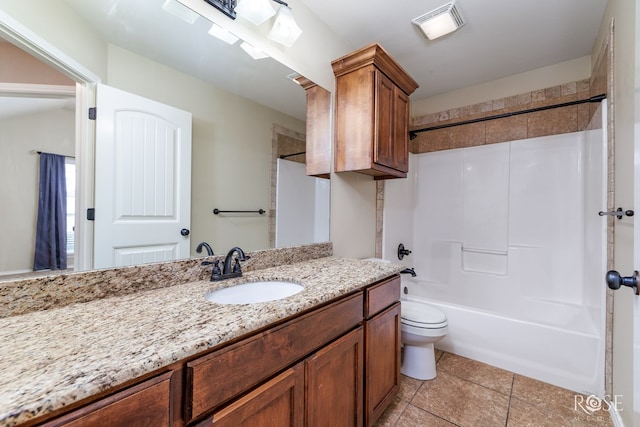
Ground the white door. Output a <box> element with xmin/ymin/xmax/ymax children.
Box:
<box><xmin>93</xmin><ymin>84</ymin><xmax>191</xmax><ymax>269</ymax></box>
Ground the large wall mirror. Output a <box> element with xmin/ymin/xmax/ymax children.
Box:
<box><xmin>0</xmin><ymin>0</ymin><xmax>330</xmax><ymax>279</ymax></box>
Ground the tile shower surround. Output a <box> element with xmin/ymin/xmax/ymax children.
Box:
<box><xmin>409</xmin><ymin>79</ymin><xmax>595</xmax><ymax>154</ymax></box>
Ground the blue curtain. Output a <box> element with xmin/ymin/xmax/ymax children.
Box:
<box><xmin>34</xmin><ymin>153</ymin><xmax>67</xmax><ymax>271</ymax></box>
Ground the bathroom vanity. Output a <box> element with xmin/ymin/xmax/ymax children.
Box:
<box><xmin>0</xmin><ymin>257</ymin><xmax>402</xmax><ymax>427</ymax></box>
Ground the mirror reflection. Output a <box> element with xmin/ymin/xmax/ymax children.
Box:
<box><xmin>0</xmin><ymin>0</ymin><xmax>330</xmax><ymax>279</ymax></box>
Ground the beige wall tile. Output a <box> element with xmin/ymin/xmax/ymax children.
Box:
<box><xmin>544</xmin><ymin>84</ymin><xmax>562</xmax><ymax>99</ymax></box>
<box><xmin>531</xmin><ymin>89</ymin><xmax>546</xmax><ymax>103</ymax></box>
<box><xmin>451</xmin><ymin>122</ymin><xmax>485</xmax><ymax>148</ymax></box>
<box><xmin>578</xmin><ymin>104</ymin><xmax>592</xmax><ymax>131</ymax></box>
<box><xmin>527</xmin><ymin>105</ymin><xmax>578</xmax><ymax>138</ymax></box>
<box><xmin>417</xmin><ymin>128</ymin><xmax>449</xmax><ymax>153</ymax></box>
<box><xmin>485</xmin><ymin>115</ymin><xmax>528</xmax><ymax>145</ymax></box>
<box><xmin>561</xmin><ymin>81</ymin><xmax>577</xmax><ymax>96</ymax></box>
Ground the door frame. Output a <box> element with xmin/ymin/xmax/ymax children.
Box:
<box><xmin>0</xmin><ymin>8</ymin><xmax>101</xmax><ymax>271</ymax></box>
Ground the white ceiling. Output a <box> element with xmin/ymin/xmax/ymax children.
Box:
<box><xmin>298</xmin><ymin>0</ymin><xmax>608</xmax><ymax>100</ymax></box>
<box><xmin>64</xmin><ymin>0</ymin><xmax>309</xmax><ymax>120</ymax></box>
<box><xmin>56</xmin><ymin>0</ymin><xmax>607</xmax><ymax>120</ymax></box>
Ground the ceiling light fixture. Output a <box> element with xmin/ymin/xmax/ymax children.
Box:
<box><xmin>235</xmin><ymin>0</ymin><xmax>276</xmax><ymax>25</ymax></box>
<box><xmin>412</xmin><ymin>1</ymin><xmax>465</xmax><ymax>40</ymax></box>
<box><xmin>162</xmin><ymin>0</ymin><xmax>199</xmax><ymax>24</ymax></box>
<box><xmin>205</xmin><ymin>0</ymin><xmax>302</xmax><ymax>47</ymax></box>
<box><xmin>267</xmin><ymin>3</ymin><xmax>302</xmax><ymax>47</ymax></box>
<box><xmin>203</xmin><ymin>0</ymin><xmax>238</xmax><ymax>20</ymax></box>
<box><xmin>208</xmin><ymin>23</ymin><xmax>239</xmax><ymax>44</ymax></box>
<box><xmin>240</xmin><ymin>41</ymin><xmax>269</xmax><ymax>59</ymax></box>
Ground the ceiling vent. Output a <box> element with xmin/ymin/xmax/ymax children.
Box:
<box><xmin>412</xmin><ymin>1</ymin><xmax>465</xmax><ymax>40</ymax></box>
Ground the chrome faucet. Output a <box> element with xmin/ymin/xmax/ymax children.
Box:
<box><xmin>211</xmin><ymin>246</ymin><xmax>250</xmax><ymax>281</ymax></box>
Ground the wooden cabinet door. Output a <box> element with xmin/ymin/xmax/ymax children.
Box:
<box><xmin>205</xmin><ymin>364</ymin><xmax>304</xmax><ymax>427</ymax></box>
<box><xmin>306</xmin><ymin>326</ymin><xmax>364</xmax><ymax>427</ymax></box>
<box><xmin>186</xmin><ymin>294</ymin><xmax>363</xmax><ymax>422</ymax></box>
<box><xmin>365</xmin><ymin>302</ymin><xmax>401</xmax><ymax>427</ymax></box>
<box><xmin>373</xmin><ymin>71</ymin><xmax>395</xmax><ymax>170</ymax></box>
<box><xmin>392</xmin><ymin>86</ymin><xmax>410</xmax><ymax>173</ymax></box>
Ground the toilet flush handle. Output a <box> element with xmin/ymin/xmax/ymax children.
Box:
<box><xmin>398</xmin><ymin>244</ymin><xmax>412</xmax><ymax>260</ymax></box>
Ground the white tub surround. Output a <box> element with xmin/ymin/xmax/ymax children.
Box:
<box><xmin>384</xmin><ymin>110</ymin><xmax>607</xmax><ymax>396</ymax></box>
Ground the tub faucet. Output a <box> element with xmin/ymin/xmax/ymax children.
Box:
<box><xmin>211</xmin><ymin>246</ymin><xmax>250</xmax><ymax>281</ymax></box>
<box><xmin>196</xmin><ymin>242</ymin><xmax>214</xmax><ymax>256</ymax></box>
<box><xmin>400</xmin><ymin>267</ymin><xmax>416</xmax><ymax>277</ymax></box>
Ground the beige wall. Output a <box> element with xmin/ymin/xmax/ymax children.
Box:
<box><xmin>594</xmin><ymin>0</ymin><xmax>637</xmax><ymax>425</ymax></box>
<box><xmin>411</xmin><ymin>56</ymin><xmax>592</xmax><ymax>117</ymax></box>
<box><xmin>0</xmin><ymin>0</ymin><xmax>107</xmax><ymax>80</ymax></box>
<box><xmin>0</xmin><ymin>108</ymin><xmax>75</xmax><ymax>273</ymax></box>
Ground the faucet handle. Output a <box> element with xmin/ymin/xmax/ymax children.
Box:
<box><xmin>232</xmin><ymin>258</ymin><xmax>242</xmax><ymax>273</ymax></box>
<box><xmin>212</xmin><ymin>260</ymin><xmax>222</xmax><ymax>276</ymax></box>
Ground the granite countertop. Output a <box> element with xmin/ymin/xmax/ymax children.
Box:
<box><xmin>0</xmin><ymin>257</ymin><xmax>402</xmax><ymax>427</ymax></box>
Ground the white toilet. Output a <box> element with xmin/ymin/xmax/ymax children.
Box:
<box><xmin>401</xmin><ymin>300</ymin><xmax>448</xmax><ymax>380</ymax></box>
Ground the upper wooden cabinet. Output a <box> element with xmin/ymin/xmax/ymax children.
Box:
<box><xmin>332</xmin><ymin>43</ymin><xmax>418</xmax><ymax>179</ymax></box>
<box><xmin>298</xmin><ymin>76</ymin><xmax>332</xmax><ymax>179</ymax></box>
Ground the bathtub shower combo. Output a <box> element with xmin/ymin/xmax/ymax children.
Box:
<box><xmin>384</xmin><ymin>103</ymin><xmax>607</xmax><ymax>396</ymax></box>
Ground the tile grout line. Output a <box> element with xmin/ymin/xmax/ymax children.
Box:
<box><xmin>504</xmin><ymin>375</ymin><xmax>516</xmax><ymax>426</ymax></box>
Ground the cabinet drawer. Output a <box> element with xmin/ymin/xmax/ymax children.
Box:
<box><xmin>42</xmin><ymin>372</ymin><xmax>172</xmax><ymax>427</ymax></box>
<box><xmin>364</xmin><ymin>275</ymin><xmax>400</xmax><ymax>318</ymax></box>
<box><xmin>186</xmin><ymin>292</ymin><xmax>364</xmax><ymax>421</ymax></box>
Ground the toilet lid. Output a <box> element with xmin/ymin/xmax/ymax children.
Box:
<box><xmin>401</xmin><ymin>300</ymin><xmax>447</xmax><ymax>325</ymax></box>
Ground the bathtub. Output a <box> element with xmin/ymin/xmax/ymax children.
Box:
<box><xmin>403</xmin><ymin>278</ymin><xmax>605</xmax><ymax>396</ymax></box>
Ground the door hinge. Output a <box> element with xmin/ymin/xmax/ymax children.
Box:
<box><xmin>87</xmin><ymin>208</ymin><xmax>95</xmax><ymax>221</ymax></box>
<box><xmin>88</xmin><ymin>107</ymin><xmax>96</xmax><ymax>120</ymax></box>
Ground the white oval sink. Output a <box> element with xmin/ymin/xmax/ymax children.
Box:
<box><xmin>205</xmin><ymin>281</ymin><xmax>304</xmax><ymax>304</ymax></box>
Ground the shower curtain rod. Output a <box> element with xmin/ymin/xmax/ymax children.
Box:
<box><xmin>408</xmin><ymin>93</ymin><xmax>607</xmax><ymax>140</ymax></box>
<box><xmin>279</xmin><ymin>151</ymin><xmax>306</xmax><ymax>159</ymax></box>
<box><xmin>32</xmin><ymin>150</ymin><xmax>75</xmax><ymax>159</ymax></box>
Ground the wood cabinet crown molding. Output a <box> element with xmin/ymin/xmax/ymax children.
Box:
<box><xmin>331</xmin><ymin>43</ymin><xmax>418</xmax><ymax>96</ymax></box>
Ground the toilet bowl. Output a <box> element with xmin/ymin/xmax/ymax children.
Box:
<box><xmin>401</xmin><ymin>300</ymin><xmax>448</xmax><ymax>380</ymax></box>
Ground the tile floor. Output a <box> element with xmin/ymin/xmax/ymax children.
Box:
<box><xmin>376</xmin><ymin>351</ymin><xmax>613</xmax><ymax>427</ymax></box>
